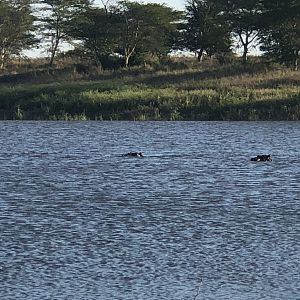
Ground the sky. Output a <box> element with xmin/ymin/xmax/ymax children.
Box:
<box><xmin>94</xmin><ymin>0</ymin><xmax>185</xmax><ymax>10</ymax></box>
<box><xmin>135</xmin><ymin>0</ymin><xmax>185</xmax><ymax>10</ymax></box>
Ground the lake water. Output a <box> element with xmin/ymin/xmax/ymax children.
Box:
<box><xmin>0</xmin><ymin>121</ymin><xmax>299</xmax><ymax>300</ymax></box>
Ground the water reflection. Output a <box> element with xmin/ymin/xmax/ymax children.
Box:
<box><xmin>0</xmin><ymin>121</ymin><xmax>299</xmax><ymax>300</ymax></box>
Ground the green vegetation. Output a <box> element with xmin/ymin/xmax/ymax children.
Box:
<box><xmin>0</xmin><ymin>1</ymin><xmax>298</xmax><ymax>119</ymax></box>
<box><xmin>0</xmin><ymin>0</ymin><xmax>36</xmax><ymax>69</ymax></box>
<box><xmin>0</xmin><ymin>59</ymin><xmax>299</xmax><ymax>120</ymax></box>
<box><xmin>1</xmin><ymin>1</ymin><xmax>299</xmax><ymax>70</ymax></box>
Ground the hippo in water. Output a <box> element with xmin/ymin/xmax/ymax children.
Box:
<box><xmin>123</xmin><ymin>152</ymin><xmax>143</xmax><ymax>157</ymax></box>
<box><xmin>251</xmin><ymin>154</ymin><xmax>272</xmax><ymax>162</ymax></box>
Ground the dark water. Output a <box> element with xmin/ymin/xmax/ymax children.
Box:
<box><xmin>0</xmin><ymin>121</ymin><xmax>299</xmax><ymax>300</ymax></box>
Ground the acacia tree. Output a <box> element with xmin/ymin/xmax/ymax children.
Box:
<box><xmin>0</xmin><ymin>0</ymin><xmax>36</xmax><ymax>69</ymax></box>
<box><xmin>133</xmin><ymin>4</ymin><xmax>182</xmax><ymax>60</ymax></box>
<box><xmin>259</xmin><ymin>0</ymin><xmax>300</xmax><ymax>70</ymax></box>
<box><xmin>67</xmin><ymin>6</ymin><xmax>120</xmax><ymax>69</ymax></box>
<box><xmin>38</xmin><ymin>0</ymin><xmax>92</xmax><ymax>66</ymax></box>
<box><xmin>115</xmin><ymin>1</ymin><xmax>180</xmax><ymax>67</ymax></box>
<box><xmin>224</xmin><ymin>0</ymin><xmax>263</xmax><ymax>64</ymax></box>
<box><xmin>115</xmin><ymin>1</ymin><xmax>144</xmax><ymax>67</ymax></box>
<box><xmin>183</xmin><ymin>0</ymin><xmax>232</xmax><ymax>62</ymax></box>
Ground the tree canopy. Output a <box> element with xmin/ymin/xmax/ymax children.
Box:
<box><xmin>0</xmin><ymin>0</ymin><xmax>36</xmax><ymax>68</ymax></box>
<box><xmin>67</xmin><ymin>1</ymin><xmax>181</xmax><ymax>68</ymax></box>
<box><xmin>182</xmin><ymin>0</ymin><xmax>232</xmax><ymax>61</ymax></box>
<box><xmin>259</xmin><ymin>0</ymin><xmax>300</xmax><ymax>70</ymax></box>
<box><xmin>0</xmin><ymin>0</ymin><xmax>299</xmax><ymax>68</ymax></box>
<box><xmin>38</xmin><ymin>0</ymin><xmax>92</xmax><ymax>66</ymax></box>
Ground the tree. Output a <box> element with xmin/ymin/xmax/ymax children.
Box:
<box><xmin>259</xmin><ymin>0</ymin><xmax>300</xmax><ymax>70</ymax></box>
<box><xmin>0</xmin><ymin>0</ymin><xmax>36</xmax><ymax>69</ymax></box>
<box><xmin>38</xmin><ymin>0</ymin><xmax>92</xmax><ymax>66</ymax></box>
<box><xmin>115</xmin><ymin>1</ymin><xmax>181</xmax><ymax>67</ymax></box>
<box><xmin>67</xmin><ymin>5</ymin><xmax>120</xmax><ymax>69</ymax></box>
<box><xmin>133</xmin><ymin>4</ymin><xmax>182</xmax><ymax>60</ymax></box>
<box><xmin>182</xmin><ymin>0</ymin><xmax>232</xmax><ymax>62</ymax></box>
<box><xmin>225</xmin><ymin>0</ymin><xmax>263</xmax><ymax>64</ymax></box>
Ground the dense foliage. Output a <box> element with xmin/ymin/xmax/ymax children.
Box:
<box><xmin>0</xmin><ymin>0</ymin><xmax>298</xmax><ymax>69</ymax></box>
<box><xmin>182</xmin><ymin>0</ymin><xmax>231</xmax><ymax>62</ymax></box>
<box><xmin>38</xmin><ymin>0</ymin><xmax>91</xmax><ymax>66</ymax></box>
<box><xmin>259</xmin><ymin>0</ymin><xmax>300</xmax><ymax>70</ymax></box>
<box><xmin>0</xmin><ymin>0</ymin><xmax>36</xmax><ymax>68</ymax></box>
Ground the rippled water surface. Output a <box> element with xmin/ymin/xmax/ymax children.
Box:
<box><xmin>0</xmin><ymin>121</ymin><xmax>299</xmax><ymax>300</ymax></box>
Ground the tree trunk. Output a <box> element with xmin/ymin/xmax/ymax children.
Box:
<box><xmin>239</xmin><ymin>31</ymin><xmax>250</xmax><ymax>65</ymax></box>
<box><xmin>49</xmin><ymin>17</ymin><xmax>61</xmax><ymax>67</ymax></box>
<box><xmin>0</xmin><ymin>48</ymin><xmax>7</xmax><ymax>69</ymax></box>
<box><xmin>0</xmin><ymin>59</ymin><xmax>4</xmax><ymax>70</ymax></box>
<box><xmin>49</xmin><ymin>37</ymin><xmax>59</xmax><ymax>67</ymax></box>
<box><xmin>124</xmin><ymin>46</ymin><xmax>136</xmax><ymax>68</ymax></box>
<box><xmin>125</xmin><ymin>55</ymin><xmax>130</xmax><ymax>68</ymax></box>
<box><xmin>242</xmin><ymin>44</ymin><xmax>248</xmax><ymax>64</ymax></box>
<box><xmin>294</xmin><ymin>50</ymin><xmax>299</xmax><ymax>71</ymax></box>
<box><xmin>197</xmin><ymin>49</ymin><xmax>204</xmax><ymax>62</ymax></box>
<box><xmin>94</xmin><ymin>52</ymin><xmax>103</xmax><ymax>73</ymax></box>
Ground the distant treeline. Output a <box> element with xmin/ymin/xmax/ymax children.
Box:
<box><xmin>0</xmin><ymin>0</ymin><xmax>299</xmax><ymax>71</ymax></box>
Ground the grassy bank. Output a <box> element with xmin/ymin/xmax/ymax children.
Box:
<box><xmin>0</xmin><ymin>61</ymin><xmax>299</xmax><ymax>120</ymax></box>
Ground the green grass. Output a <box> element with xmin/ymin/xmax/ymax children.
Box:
<box><xmin>0</xmin><ymin>62</ymin><xmax>299</xmax><ymax>120</ymax></box>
